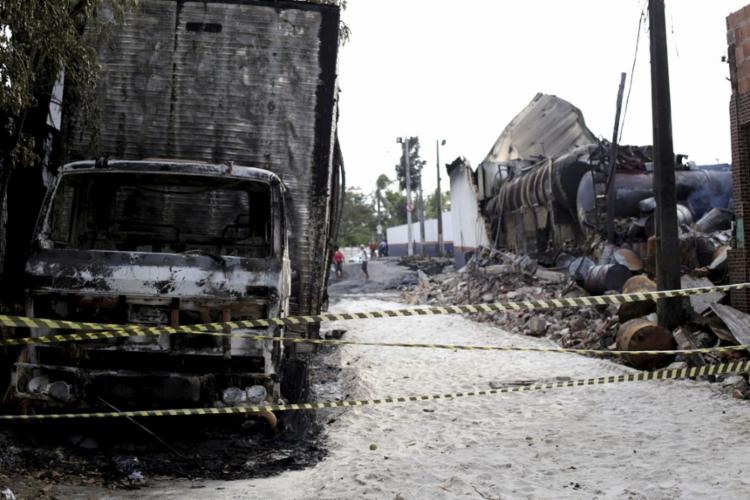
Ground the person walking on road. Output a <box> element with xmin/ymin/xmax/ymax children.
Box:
<box><xmin>378</xmin><ymin>239</ymin><xmax>388</xmax><ymax>257</ymax></box>
<box><xmin>359</xmin><ymin>244</ymin><xmax>369</xmax><ymax>280</ymax></box>
<box><xmin>333</xmin><ymin>245</ymin><xmax>344</xmax><ymax>279</ymax></box>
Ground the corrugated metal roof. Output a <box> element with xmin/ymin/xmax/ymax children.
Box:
<box><xmin>481</xmin><ymin>93</ymin><xmax>598</xmax><ymax>164</ymax></box>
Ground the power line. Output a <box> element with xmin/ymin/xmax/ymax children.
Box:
<box><xmin>619</xmin><ymin>2</ymin><xmax>648</xmax><ymax>143</ymax></box>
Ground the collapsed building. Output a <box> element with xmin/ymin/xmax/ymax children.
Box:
<box><xmin>440</xmin><ymin>93</ymin><xmax>749</xmax><ymax>369</ymax></box>
<box><xmin>449</xmin><ymin>93</ymin><xmax>733</xmax><ymax>291</ymax></box>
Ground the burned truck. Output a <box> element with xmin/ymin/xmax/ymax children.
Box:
<box><xmin>11</xmin><ymin>0</ymin><xmax>343</xmax><ymax>410</ymax></box>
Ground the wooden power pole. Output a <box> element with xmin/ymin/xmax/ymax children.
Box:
<box><xmin>606</xmin><ymin>72</ymin><xmax>626</xmax><ymax>244</ymax></box>
<box><xmin>649</xmin><ymin>0</ymin><xmax>682</xmax><ymax>329</ymax></box>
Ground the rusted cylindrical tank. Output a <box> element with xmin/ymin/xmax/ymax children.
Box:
<box><xmin>617</xmin><ymin>275</ymin><xmax>657</xmax><ymax>322</ymax></box>
<box><xmin>695</xmin><ymin>207</ymin><xmax>733</xmax><ymax>234</ymax></box>
<box><xmin>576</xmin><ymin>167</ymin><xmax>731</xmax><ymax>229</ymax></box>
<box><xmin>583</xmin><ymin>263</ymin><xmax>631</xmax><ymax>294</ymax></box>
<box><xmin>616</xmin><ymin>318</ymin><xmax>676</xmax><ymax>370</ymax></box>
<box><xmin>612</xmin><ymin>248</ymin><xmax>643</xmax><ymax>272</ymax></box>
<box><xmin>644</xmin><ymin>204</ymin><xmax>693</xmax><ymax>237</ymax></box>
<box><xmin>568</xmin><ymin>256</ymin><xmax>595</xmax><ymax>282</ymax></box>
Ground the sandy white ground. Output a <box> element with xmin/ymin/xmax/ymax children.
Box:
<box><xmin>92</xmin><ymin>287</ymin><xmax>750</xmax><ymax>500</ymax></box>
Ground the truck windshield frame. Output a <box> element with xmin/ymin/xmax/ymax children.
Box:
<box><xmin>41</xmin><ymin>171</ymin><xmax>280</xmax><ymax>259</ymax></box>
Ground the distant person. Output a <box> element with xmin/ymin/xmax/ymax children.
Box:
<box><xmin>378</xmin><ymin>239</ymin><xmax>388</xmax><ymax>257</ymax></box>
<box><xmin>333</xmin><ymin>245</ymin><xmax>344</xmax><ymax>279</ymax></box>
<box><xmin>359</xmin><ymin>244</ymin><xmax>369</xmax><ymax>279</ymax></box>
<box><xmin>369</xmin><ymin>241</ymin><xmax>377</xmax><ymax>259</ymax></box>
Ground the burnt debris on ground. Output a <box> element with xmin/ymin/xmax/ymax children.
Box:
<box><xmin>0</xmin><ymin>352</ymin><xmax>338</xmax><ymax>495</ymax></box>
<box><xmin>401</xmin><ymin>248</ymin><xmax>750</xmax><ymax>399</ymax></box>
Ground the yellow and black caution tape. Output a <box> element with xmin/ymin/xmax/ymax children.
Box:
<box><xmin>1</xmin><ymin>360</ymin><xmax>747</xmax><ymax>420</ymax></box>
<box><xmin>0</xmin><ymin>283</ymin><xmax>746</xmax><ymax>340</ymax></box>
<box><xmin>3</xmin><ymin>327</ymin><xmax>750</xmax><ymax>358</ymax></box>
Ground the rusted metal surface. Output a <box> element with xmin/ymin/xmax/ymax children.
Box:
<box><xmin>617</xmin><ymin>275</ymin><xmax>657</xmax><ymax>322</ymax></box>
<box><xmin>583</xmin><ymin>263</ymin><xmax>631</xmax><ymax>294</ymax></box>
<box><xmin>616</xmin><ymin>318</ymin><xmax>676</xmax><ymax>369</ymax></box>
<box><xmin>612</xmin><ymin>248</ymin><xmax>643</xmax><ymax>272</ymax></box>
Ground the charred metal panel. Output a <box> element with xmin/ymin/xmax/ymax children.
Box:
<box><xmin>477</xmin><ymin>94</ymin><xmax>598</xmax><ymax>199</ymax></box>
<box><xmin>64</xmin><ymin>0</ymin><xmax>340</xmax><ymax>319</ymax></box>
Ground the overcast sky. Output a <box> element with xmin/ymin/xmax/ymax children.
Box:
<box><xmin>336</xmin><ymin>0</ymin><xmax>747</xmax><ymax>199</ymax></box>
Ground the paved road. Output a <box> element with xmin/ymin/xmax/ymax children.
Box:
<box><xmin>68</xmin><ymin>261</ymin><xmax>750</xmax><ymax>499</ymax></box>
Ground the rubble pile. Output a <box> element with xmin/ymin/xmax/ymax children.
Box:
<box><xmin>402</xmin><ymin>247</ymin><xmax>750</xmax><ymax>398</ymax></box>
<box><xmin>402</xmin><ymin>249</ymin><xmax>615</xmax><ymax>350</ymax></box>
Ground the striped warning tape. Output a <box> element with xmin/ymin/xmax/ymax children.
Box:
<box><xmin>0</xmin><ymin>283</ymin><xmax>746</xmax><ymax>338</ymax></box>
<box><xmin>2</xmin><ymin>327</ymin><xmax>749</xmax><ymax>358</ymax></box>
<box><xmin>1</xmin><ymin>360</ymin><xmax>747</xmax><ymax>420</ymax></box>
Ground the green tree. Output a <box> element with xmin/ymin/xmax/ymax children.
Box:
<box><xmin>337</xmin><ymin>187</ymin><xmax>377</xmax><ymax>246</ymax></box>
<box><xmin>382</xmin><ymin>189</ymin><xmax>407</xmax><ymax>227</ymax></box>
<box><xmin>374</xmin><ymin>173</ymin><xmax>391</xmax><ymax>225</ymax></box>
<box><xmin>0</xmin><ymin>0</ymin><xmax>135</xmax><ymax>170</ymax></box>
<box><xmin>394</xmin><ymin>136</ymin><xmax>425</xmax><ymax>191</ymax></box>
<box><xmin>425</xmin><ymin>190</ymin><xmax>451</xmax><ymax>219</ymax></box>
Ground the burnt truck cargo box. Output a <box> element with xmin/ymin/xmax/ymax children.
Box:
<box><xmin>63</xmin><ymin>0</ymin><xmax>342</xmax><ymax>327</ymax></box>
<box><xmin>12</xmin><ymin>1</ymin><xmax>343</xmax><ymax>409</ymax></box>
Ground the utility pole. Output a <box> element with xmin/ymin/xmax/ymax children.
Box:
<box><xmin>436</xmin><ymin>139</ymin><xmax>446</xmax><ymax>256</ymax></box>
<box><xmin>649</xmin><ymin>0</ymin><xmax>682</xmax><ymax>329</ymax></box>
<box><xmin>417</xmin><ymin>162</ymin><xmax>426</xmax><ymax>256</ymax></box>
<box><xmin>398</xmin><ymin>137</ymin><xmax>414</xmax><ymax>256</ymax></box>
<box><xmin>606</xmin><ymin>73</ymin><xmax>626</xmax><ymax>244</ymax></box>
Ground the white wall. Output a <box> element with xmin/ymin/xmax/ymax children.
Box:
<box><xmin>448</xmin><ymin>161</ymin><xmax>489</xmax><ymax>266</ymax></box>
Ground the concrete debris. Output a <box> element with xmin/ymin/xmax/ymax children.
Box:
<box><xmin>0</xmin><ymin>489</ymin><xmax>15</xmax><ymax>500</ymax></box>
<box><xmin>417</xmin><ymin>270</ymin><xmax>430</xmax><ymax>285</ymax></box>
<box><xmin>527</xmin><ymin>317</ymin><xmax>548</xmax><ymax>337</ymax></box>
<box><xmin>402</xmin><ymin>244</ymin><xmax>748</xmax><ymax>372</ymax></box>
<box><xmin>402</xmin><ymin>248</ymin><xmax>612</xmax><ymax>351</ymax></box>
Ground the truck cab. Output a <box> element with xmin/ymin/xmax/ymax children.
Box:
<box><xmin>14</xmin><ymin>160</ymin><xmax>291</xmax><ymax>409</ymax></box>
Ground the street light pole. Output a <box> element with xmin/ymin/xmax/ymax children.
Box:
<box><xmin>418</xmin><ymin>164</ymin><xmax>426</xmax><ymax>256</ymax></box>
<box><xmin>398</xmin><ymin>137</ymin><xmax>414</xmax><ymax>256</ymax></box>
<box><xmin>436</xmin><ymin>139</ymin><xmax>446</xmax><ymax>256</ymax></box>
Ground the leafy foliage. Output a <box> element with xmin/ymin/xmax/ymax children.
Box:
<box><xmin>394</xmin><ymin>136</ymin><xmax>425</xmax><ymax>191</ymax></box>
<box><xmin>425</xmin><ymin>190</ymin><xmax>451</xmax><ymax>219</ymax></box>
<box><xmin>0</xmin><ymin>0</ymin><xmax>134</xmax><ymax>168</ymax></box>
<box><xmin>337</xmin><ymin>188</ymin><xmax>377</xmax><ymax>246</ymax></box>
<box><xmin>382</xmin><ymin>190</ymin><xmax>407</xmax><ymax>227</ymax></box>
